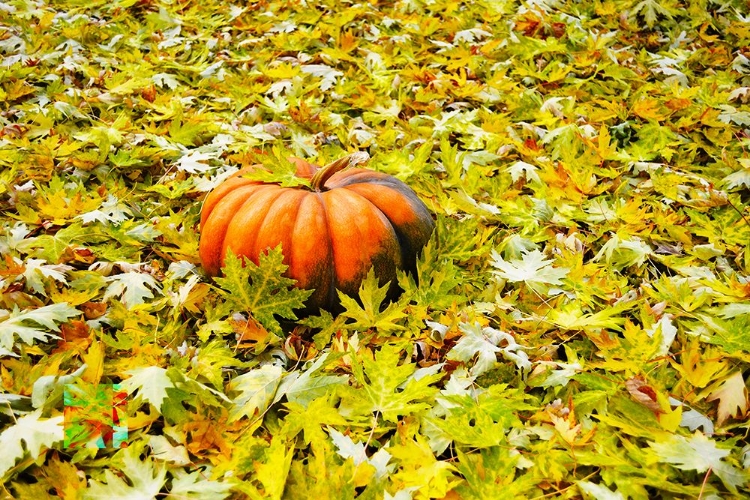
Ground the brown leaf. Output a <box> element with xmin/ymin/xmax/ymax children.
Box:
<box><xmin>80</xmin><ymin>301</ymin><xmax>107</xmax><ymax>320</ymax></box>
<box><xmin>625</xmin><ymin>377</ymin><xmax>662</xmax><ymax>413</ymax></box>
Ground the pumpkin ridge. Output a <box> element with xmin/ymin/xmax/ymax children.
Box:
<box><xmin>339</xmin><ymin>186</ymin><xmax>406</xmax><ymax>263</ymax></box>
<box><xmin>200</xmin><ymin>169</ymin><xmax>258</xmax><ymax>227</ymax></box>
<box><xmin>221</xmin><ymin>186</ymin><xmax>286</xmax><ymax>269</ymax></box>
<box><xmin>340</xmin><ymin>182</ymin><xmax>433</xmax><ymax>272</ymax></box>
<box><xmin>322</xmin><ymin>189</ymin><xmax>401</xmax><ymax>296</ymax></box>
<box><xmin>315</xmin><ymin>191</ymin><xmax>339</xmax><ymax>310</ymax></box>
<box><xmin>200</xmin><ymin>184</ymin><xmax>268</xmax><ymax>276</ymax></box>
<box><xmin>251</xmin><ymin>188</ymin><xmax>295</xmax><ymax>258</ymax></box>
<box><xmin>254</xmin><ymin>189</ymin><xmax>307</xmax><ymax>270</ymax></box>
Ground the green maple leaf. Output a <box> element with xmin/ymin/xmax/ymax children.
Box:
<box><xmin>431</xmin><ymin>384</ymin><xmax>534</xmax><ymax>449</ymax></box>
<box><xmin>455</xmin><ymin>447</ymin><xmax>536</xmax><ymax>499</ymax></box>
<box><xmin>338</xmin><ymin>268</ymin><xmax>406</xmax><ymax>332</ymax></box>
<box><xmin>188</xmin><ymin>340</ymin><xmax>245</xmax><ymax>388</ymax></box>
<box><xmin>340</xmin><ymin>344</ymin><xmax>441</xmax><ymax>422</ymax></box>
<box><xmin>275</xmin><ymin>352</ymin><xmax>348</xmax><ymax>407</ymax></box>
<box><xmin>227</xmin><ymin>364</ymin><xmax>283</xmax><ymax>422</ymax></box>
<box><xmin>241</xmin><ymin>145</ymin><xmax>311</xmax><ymax>189</ymax></box>
<box><xmin>214</xmin><ymin>247</ymin><xmax>312</xmax><ymax>335</ymax></box>
<box><xmin>631</xmin><ymin>0</ymin><xmax>674</xmax><ymax>28</ymax></box>
<box><xmin>255</xmin><ymin>438</ymin><xmax>294</xmax><ymax>500</ymax></box>
<box><xmin>700</xmin><ymin>313</ymin><xmax>750</xmax><ymax>355</ymax></box>
<box><xmin>282</xmin><ymin>395</ymin><xmax>350</xmax><ymax>445</ymax></box>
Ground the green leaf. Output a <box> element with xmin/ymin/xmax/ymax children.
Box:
<box><xmin>282</xmin><ymin>395</ymin><xmax>350</xmax><ymax>445</ymax></box>
<box><xmin>227</xmin><ymin>364</ymin><xmax>283</xmax><ymax>422</ymax></box>
<box><xmin>701</xmin><ymin>314</ymin><xmax>750</xmax><ymax>354</ymax></box>
<box><xmin>242</xmin><ymin>146</ymin><xmax>311</xmax><ymax>189</ymax></box>
<box><xmin>275</xmin><ymin>353</ymin><xmax>348</xmax><ymax>407</ymax></box>
<box><xmin>255</xmin><ymin>438</ymin><xmax>294</xmax><ymax>500</ymax></box>
<box><xmin>455</xmin><ymin>447</ymin><xmax>536</xmax><ymax>499</ymax></box>
<box><xmin>340</xmin><ymin>344</ymin><xmax>441</xmax><ymax>422</ymax></box>
<box><xmin>214</xmin><ymin>248</ymin><xmax>312</xmax><ymax>336</ymax></box>
<box><xmin>338</xmin><ymin>268</ymin><xmax>406</xmax><ymax>332</ymax></box>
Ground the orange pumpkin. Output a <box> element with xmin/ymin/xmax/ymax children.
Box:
<box><xmin>199</xmin><ymin>153</ymin><xmax>434</xmax><ymax>312</ymax></box>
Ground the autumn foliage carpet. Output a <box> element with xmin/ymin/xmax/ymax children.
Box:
<box><xmin>0</xmin><ymin>0</ymin><xmax>749</xmax><ymax>498</ymax></box>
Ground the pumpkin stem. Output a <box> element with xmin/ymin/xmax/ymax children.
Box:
<box><xmin>311</xmin><ymin>152</ymin><xmax>370</xmax><ymax>191</ymax></box>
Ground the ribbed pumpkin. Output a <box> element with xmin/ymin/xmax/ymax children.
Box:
<box><xmin>199</xmin><ymin>153</ymin><xmax>434</xmax><ymax>312</ymax></box>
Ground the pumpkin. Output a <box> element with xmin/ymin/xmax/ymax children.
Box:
<box><xmin>199</xmin><ymin>153</ymin><xmax>435</xmax><ymax>312</ymax></box>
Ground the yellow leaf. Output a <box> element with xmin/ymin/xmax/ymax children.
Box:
<box><xmin>82</xmin><ymin>341</ymin><xmax>104</xmax><ymax>384</ymax></box>
<box><xmin>632</xmin><ymin>98</ymin><xmax>667</xmax><ymax>121</ymax></box>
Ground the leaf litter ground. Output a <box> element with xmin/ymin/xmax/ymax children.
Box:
<box><xmin>0</xmin><ymin>0</ymin><xmax>749</xmax><ymax>498</ymax></box>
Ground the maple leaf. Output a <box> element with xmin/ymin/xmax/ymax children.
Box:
<box><xmin>446</xmin><ymin>322</ymin><xmax>531</xmax><ymax>377</ymax></box>
<box><xmin>152</xmin><ymin>73</ymin><xmax>179</xmax><ymax>89</ymax></box>
<box><xmin>548</xmin><ymin>302</ymin><xmax>629</xmax><ymax>333</ymax></box>
<box><xmin>282</xmin><ymin>395</ymin><xmax>349</xmax><ymax>445</ymax></box>
<box><xmin>255</xmin><ymin>438</ymin><xmax>294</xmax><ymax>500</ymax></box>
<box><xmin>83</xmin><ymin>445</ymin><xmax>167</xmax><ymax>499</ymax></box>
<box><xmin>275</xmin><ymin>352</ymin><xmax>348</xmax><ymax>407</ymax></box>
<box><xmin>649</xmin><ymin>433</ymin><xmax>747</xmax><ymax>492</ymax></box>
<box><xmin>338</xmin><ymin>268</ymin><xmax>407</xmax><ymax>332</ymax></box>
<box><xmin>340</xmin><ymin>344</ymin><xmax>441</xmax><ymax>422</ymax></box>
<box><xmin>490</xmin><ymin>249</ymin><xmax>569</xmax><ymax>293</ymax></box>
<box><xmin>701</xmin><ymin>314</ymin><xmax>750</xmax><ymax>354</ymax></box>
<box><xmin>21</xmin><ymin>258</ymin><xmax>72</xmax><ymax>296</ymax></box>
<box><xmin>120</xmin><ymin>366</ymin><xmax>175</xmax><ymax>411</ymax></box>
<box><xmin>0</xmin><ymin>410</ymin><xmax>64</xmax><ymax>478</ymax></box>
<box><xmin>214</xmin><ymin>248</ymin><xmax>312</xmax><ymax>336</ymax></box>
<box><xmin>226</xmin><ymin>364</ymin><xmax>283</xmax><ymax>422</ymax></box>
<box><xmin>167</xmin><ymin>469</ymin><xmax>233</xmax><ymax>499</ymax></box>
<box><xmin>301</xmin><ymin>64</ymin><xmax>343</xmax><ymax>91</ymax></box>
<box><xmin>148</xmin><ymin>435</ymin><xmax>190</xmax><ymax>466</ymax></box>
<box><xmin>577</xmin><ymin>481</ymin><xmax>625</xmax><ymax>500</ymax></box>
<box><xmin>0</xmin><ymin>303</ymin><xmax>79</xmax><ymax>350</ymax></box>
<box><xmin>593</xmin><ymin>234</ymin><xmax>653</xmax><ymax>269</ymax></box>
<box><xmin>77</xmin><ymin>195</ymin><xmax>132</xmax><ymax>225</ymax></box>
<box><xmin>530</xmin><ymin>347</ymin><xmax>583</xmax><ymax>388</ymax></box>
<box><xmin>707</xmin><ymin>372</ymin><xmax>748</xmax><ymax>426</ymax></box>
<box><xmin>328</xmin><ymin>426</ymin><xmax>392</xmax><ymax>479</ymax></box>
<box><xmin>175</xmin><ymin>150</ymin><xmax>218</xmax><ymax>174</ymax></box>
<box><xmin>104</xmin><ymin>271</ymin><xmax>162</xmax><ymax>309</ymax></box>
<box><xmin>241</xmin><ymin>146</ymin><xmax>311</xmax><ymax>189</ymax></box>
<box><xmin>507</xmin><ymin>160</ymin><xmax>541</xmax><ymax>183</ymax></box>
<box><xmin>631</xmin><ymin>0</ymin><xmax>674</xmax><ymax>28</ymax></box>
